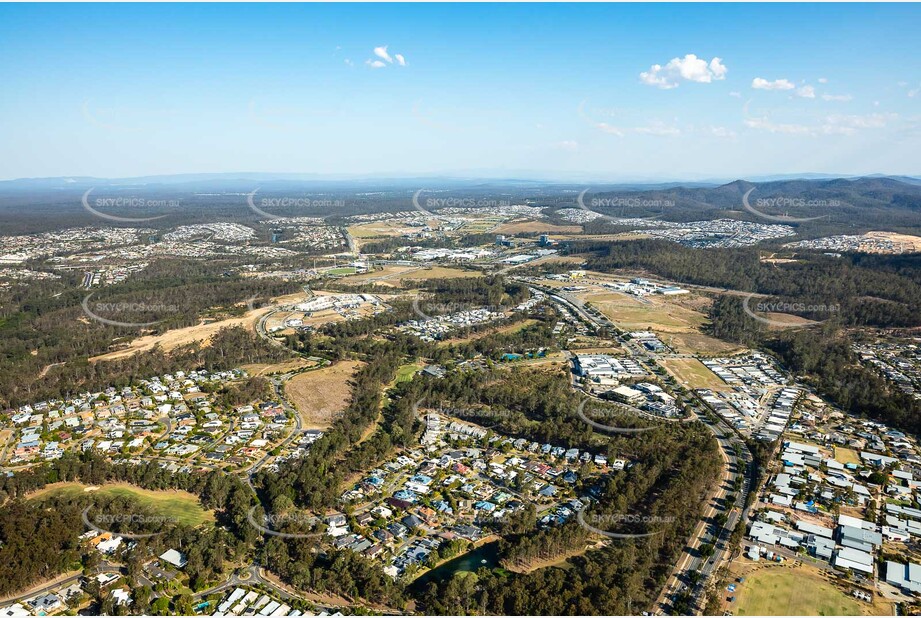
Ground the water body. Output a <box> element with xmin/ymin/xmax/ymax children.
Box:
<box><xmin>411</xmin><ymin>541</ymin><xmax>501</xmax><ymax>589</ymax></box>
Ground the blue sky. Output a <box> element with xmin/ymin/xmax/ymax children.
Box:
<box><xmin>0</xmin><ymin>3</ymin><xmax>919</xmax><ymax>181</ymax></box>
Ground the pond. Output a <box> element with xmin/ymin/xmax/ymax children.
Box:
<box><xmin>411</xmin><ymin>540</ymin><xmax>501</xmax><ymax>589</ymax></box>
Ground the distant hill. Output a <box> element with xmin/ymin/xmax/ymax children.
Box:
<box><xmin>571</xmin><ymin>177</ymin><xmax>921</xmax><ymax>234</ymax></box>
<box><xmin>0</xmin><ymin>173</ymin><xmax>919</xmax><ymax>237</ymax></box>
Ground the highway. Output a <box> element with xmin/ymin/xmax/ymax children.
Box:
<box><xmin>653</xmin><ymin>403</ymin><xmax>754</xmax><ymax>615</ymax></box>
<box><xmin>538</xmin><ymin>280</ymin><xmax>755</xmax><ymax>616</ymax></box>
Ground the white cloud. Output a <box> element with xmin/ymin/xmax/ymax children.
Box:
<box><xmin>821</xmin><ymin>94</ymin><xmax>852</xmax><ymax>102</ymax></box>
<box><xmin>910</xmin><ymin>86</ymin><xmax>920</xmax><ymax>98</ymax></box>
<box><xmin>818</xmin><ymin>77</ymin><xmax>828</xmax><ymax>84</ymax></box>
<box><xmin>634</xmin><ymin>121</ymin><xmax>681</xmax><ymax>137</ymax></box>
<box><xmin>556</xmin><ymin>140</ymin><xmax>579</xmax><ymax>151</ymax></box>
<box><xmin>373</xmin><ymin>46</ymin><xmax>393</xmax><ymax>64</ymax></box>
<box><xmin>640</xmin><ymin>54</ymin><xmax>727</xmax><ymax>89</ymax></box>
<box><xmin>744</xmin><ymin>116</ymin><xmax>813</xmax><ymax>134</ymax></box>
<box><xmin>366</xmin><ymin>46</ymin><xmax>408</xmax><ymax>69</ymax></box>
<box><xmin>344</xmin><ymin>59</ymin><xmax>354</xmax><ymax>67</ymax></box>
<box><xmin>595</xmin><ymin>122</ymin><xmax>625</xmax><ymax>136</ymax></box>
<box><xmin>824</xmin><ymin>113</ymin><xmax>894</xmax><ymax>131</ymax></box>
<box><xmin>752</xmin><ymin>77</ymin><xmax>795</xmax><ymax>91</ymax></box>
<box><xmin>796</xmin><ymin>85</ymin><xmax>816</xmax><ymax>99</ymax></box>
<box><xmin>707</xmin><ymin>126</ymin><xmax>737</xmax><ymax>138</ymax></box>
<box><xmin>744</xmin><ymin>112</ymin><xmax>895</xmax><ymax>136</ymax></box>
<box><xmin>729</xmin><ymin>91</ymin><xmax>742</xmax><ymax>98</ymax></box>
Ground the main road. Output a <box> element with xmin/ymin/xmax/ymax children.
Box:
<box><xmin>537</xmin><ymin>280</ymin><xmax>755</xmax><ymax>616</ymax></box>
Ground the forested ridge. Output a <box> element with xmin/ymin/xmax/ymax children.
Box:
<box><xmin>705</xmin><ymin>295</ymin><xmax>921</xmax><ymax>439</ymax></box>
<box><xmin>0</xmin><ymin>453</ymin><xmax>256</xmax><ymax>598</ymax></box>
<box><xmin>0</xmin><ymin>257</ymin><xmax>297</xmax><ymax>408</ymax></box>
<box><xmin>574</xmin><ymin>239</ymin><xmax>921</xmax><ymax>327</ymax></box>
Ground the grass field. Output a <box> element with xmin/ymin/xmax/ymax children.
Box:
<box><xmin>732</xmin><ymin>565</ymin><xmax>862</xmax><ymax>616</ymax></box>
<box><xmin>327</xmin><ymin>267</ymin><xmax>358</xmax><ymax>276</ymax></box>
<box><xmin>339</xmin><ymin>265</ymin><xmax>482</xmax><ymax>288</ymax></box>
<box><xmin>662</xmin><ymin>358</ymin><xmax>729</xmax><ymax>390</ymax></box>
<box><xmin>395</xmin><ymin>363</ymin><xmax>423</xmax><ymax>383</ymax></box>
<box><xmin>834</xmin><ymin>446</ymin><xmax>862</xmax><ymax>466</ymax></box>
<box><xmin>30</xmin><ymin>482</ymin><xmax>212</xmax><ymax>527</ymax></box>
<box><xmin>493</xmin><ymin>220</ymin><xmax>582</xmax><ymax>234</ymax></box>
<box><xmin>285</xmin><ymin>360</ymin><xmax>364</xmax><ymax>429</ymax></box>
<box><xmin>582</xmin><ymin>290</ymin><xmax>739</xmax><ymax>355</ymax></box>
<box><xmin>398</xmin><ymin>266</ymin><xmax>483</xmax><ymax>282</ymax></box>
<box><xmin>346</xmin><ymin>221</ymin><xmax>426</xmax><ymax>240</ymax></box>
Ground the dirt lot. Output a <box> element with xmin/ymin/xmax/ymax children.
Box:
<box><xmin>493</xmin><ymin>220</ymin><xmax>583</xmax><ymax>235</ymax></box>
<box><xmin>337</xmin><ymin>265</ymin><xmax>483</xmax><ymax>289</ymax></box>
<box><xmin>662</xmin><ymin>358</ymin><xmax>731</xmax><ymax>390</ymax></box>
<box><xmin>89</xmin><ymin>291</ymin><xmax>311</xmax><ymax>362</ymax></box>
<box><xmin>853</xmin><ymin>231</ymin><xmax>921</xmax><ymax>253</ymax></box>
<box><xmin>284</xmin><ymin>360</ymin><xmax>364</xmax><ymax>430</ymax></box>
<box><xmin>241</xmin><ymin>358</ymin><xmax>319</xmax><ymax>377</ymax></box>
<box><xmin>580</xmin><ymin>289</ymin><xmax>740</xmax><ymax>355</ymax></box>
<box><xmin>834</xmin><ymin>446</ymin><xmax>862</xmax><ymax>465</ymax></box>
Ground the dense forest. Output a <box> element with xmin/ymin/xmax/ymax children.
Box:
<box><xmin>0</xmin><ymin>453</ymin><xmax>256</xmax><ymax>598</ymax></box>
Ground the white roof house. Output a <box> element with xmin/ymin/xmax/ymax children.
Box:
<box><xmin>159</xmin><ymin>549</ymin><xmax>188</xmax><ymax>568</ymax></box>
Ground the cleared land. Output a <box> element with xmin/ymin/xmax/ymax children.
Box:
<box><xmin>662</xmin><ymin>358</ymin><xmax>730</xmax><ymax>391</ymax></box>
<box><xmin>241</xmin><ymin>358</ymin><xmax>318</xmax><ymax>377</ymax></box>
<box><xmin>397</xmin><ymin>266</ymin><xmax>484</xmax><ymax>283</ymax></box>
<box><xmin>29</xmin><ymin>482</ymin><xmax>213</xmax><ymax>527</ymax></box>
<box><xmin>493</xmin><ymin>220</ymin><xmax>582</xmax><ymax>235</ymax></box>
<box><xmin>727</xmin><ymin>562</ymin><xmax>887</xmax><ymax>616</ymax></box>
<box><xmin>582</xmin><ymin>291</ymin><xmax>740</xmax><ymax>355</ymax></box>
<box><xmin>438</xmin><ymin>318</ymin><xmax>540</xmax><ymax>346</ymax></box>
<box><xmin>339</xmin><ymin>265</ymin><xmax>482</xmax><ymax>288</ymax></box>
<box><xmin>285</xmin><ymin>360</ymin><xmax>364</xmax><ymax>430</ymax></box>
<box><xmin>834</xmin><ymin>446</ymin><xmax>862</xmax><ymax>466</ymax></box>
<box><xmin>347</xmin><ymin>222</ymin><xmax>410</xmax><ymax>239</ymax></box>
<box><xmin>89</xmin><ymin>290</ymin><xmax>311</xmax><ymax>362</ymax></box>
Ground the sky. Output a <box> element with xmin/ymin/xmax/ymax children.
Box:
<box><xmin>0</xmin><ymin>3</ymin><xmax>919</xmax><ymax>181</ymax></box>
